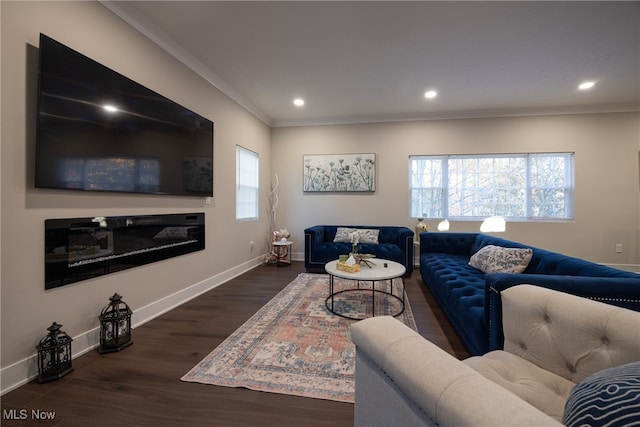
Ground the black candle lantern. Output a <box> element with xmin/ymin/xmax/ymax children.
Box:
<box><xmin>36</xmin><ymin>322</ymin><xmax>74</xmax><ymax>383</ymax></box>
<box><xmin>99</xmin><ymin>293</ymin><xmax>133</xmax><ymax>354</ymax></box>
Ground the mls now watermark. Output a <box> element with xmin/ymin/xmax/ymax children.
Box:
<box><xmin>3</xmin><ymin>409</ymin><xmax>57</xmax><ymax>420</ymax></box>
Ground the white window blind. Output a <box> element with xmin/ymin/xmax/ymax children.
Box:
<box><xmin>236</xmin><ymin>146</ymin><xmax>259</xmax><ymax>220</ymax></box>
<box><xmin>409</xmin><ymin>153</ymin><xmax>574</xmax><ymax>220</ymax></box>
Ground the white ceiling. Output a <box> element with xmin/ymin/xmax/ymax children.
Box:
<box><xmin>103</xmin><ymin>1</ymin><xmax>640</xmax><ymax>127</ymax></box>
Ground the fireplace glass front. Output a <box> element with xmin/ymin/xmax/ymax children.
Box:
<box><xmin>45</xmin><ymin>213</ymin><xmax>205</xmax><ymax>289</ymax></box>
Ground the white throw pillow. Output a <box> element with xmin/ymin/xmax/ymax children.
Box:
<box><xmin>333</xmin><ymin>227</ymin><xmax>355</xmax><ymax>242</ymax></box>
<box><xmin>358</xmin><ymin>229</ymin><xmax>380</xmax><ymax>244</ymax></box>
<box><xmin>332</xmin><ymin>227</ymin><xmax>380</xmax><ymax>244</ymax></box>
<box><xmin>469</xmin><ymin>245</ymin><xmax>532</xmax><ymax>274</ymax></box>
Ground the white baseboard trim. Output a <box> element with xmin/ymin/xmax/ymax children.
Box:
<box><xmin>0</xmin><ymin>255</ymin><xmax>266</xmax><ymax>396</ymax></box>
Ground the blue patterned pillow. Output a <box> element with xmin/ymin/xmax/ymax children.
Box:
<box><xmin>563</xmin><ymin>361</ymin><xmax>640</xmax><ymax>427</ymax></box>
<box><xmin>468</xmin><ymin>245</ymin><xmax>532</xmax><ymax>274</ymax></box>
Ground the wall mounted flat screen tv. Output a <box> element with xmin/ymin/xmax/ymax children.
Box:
<box><xmin>35</xmin><ymin>34</ymin><xmax>214</xmax><ymax>197</ymax></box>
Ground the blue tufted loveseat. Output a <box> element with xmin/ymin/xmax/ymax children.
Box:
<box><xmin>420</xmin><ymin>232</ymin><xmax>640</xmax><ymax>356</ymax></box>
<box><xmin>304</xmin><ymin>225</ymin><xmax>414</xmax><ymax>276</ymax></box>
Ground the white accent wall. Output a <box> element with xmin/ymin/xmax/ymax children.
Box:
<box><xmin>271</xmin><ymin>113</ymin><xmax>640</xmax><ymax>265</ymax></box>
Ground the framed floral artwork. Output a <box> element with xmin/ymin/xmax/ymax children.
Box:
<box><xmin>303</xmin><ymin>153</ymin><xmax>376</xmax><ymax>192</ymax></box>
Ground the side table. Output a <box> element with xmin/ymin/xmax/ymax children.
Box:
<box><xmin>271</xmin><ymin>240</ymin><xmax>293</xmax><ymax>266</ymax></box>
<box><xmin>324</xmin><ymin>259</ymin><xmax>406</xmax><ymax>320</ymax></box>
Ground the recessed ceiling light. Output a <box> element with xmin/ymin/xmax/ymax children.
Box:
<box><xmin>578</xmin><ymin>81</ymin><xmax>595</xmax><ymax>90</ymax></box>
<box><xmin>293</xmin><ymin>98</ymin><xmax>305</xmax><ymax>107</ymax></box>
<box><xmin>103</xmin><ymin>104</ymin><xmax>118</xmax><ymax>113</ymax></box>
<box><xmin>424</xmin><ymin>90</ymin><xmax>437</xmax><ymax>99</ymax></box>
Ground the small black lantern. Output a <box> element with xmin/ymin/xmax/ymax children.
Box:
<box><xmin>99</xmin><ymin>293</ymin><xmax>133</xmax><ymax>354</ymax></box>
<box><xmin>37</xmin><ymin>322</ymin><xmax>74</xmax><ymax>383</ymax></box>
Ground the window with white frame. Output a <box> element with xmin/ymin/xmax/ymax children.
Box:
<box><xmin>409</xmin><ymin>153</ymin><xmax>574</xmax><ymax>220</ymax></box>
<box><xmin>236</xmin><ymin>145</ymin><xmax>259</xmax><ymax>221</ymax></box>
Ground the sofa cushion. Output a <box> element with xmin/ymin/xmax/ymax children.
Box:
<box><xmin>501</xmin><ymin>285</ymin><xmax>640</xmax><ymax>384</ymax></box>
<box><xmin>464</xmin><ymin>350</ymin><xmax>575</xmax><ymax>422</ymax></box>
<box><xmin>420</xmin><ymin>253</ymin><xmax>487</xmax><ymax>355</ymax></box>
<box><xmin>562</xmin><ymin>361</ymin><xmax>640</xmax><ymax>427</ymax></box>
<box><xmin>469</xmin><ymin>245</ymin><xmax>533</xmax><ymax>274</ymax></box>
<box><xmin>333</xmin><ymin>227</ymin><xmax>379</xmax><ymax>244</ymax></box>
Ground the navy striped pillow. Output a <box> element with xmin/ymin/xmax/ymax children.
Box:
<box><xmin>563</xmin><ymin>362</ymin><xmax>640</xmax><ymax>427</ymax></box>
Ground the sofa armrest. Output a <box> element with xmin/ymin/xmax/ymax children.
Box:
<box><xmin>419</xmin><ymin>232</ymin><xmax>478</xmax><ymax>255</ymax></box>
<box><xmin>304</xmin><ymin>226</ymin><xmax>324</xmax><ymax>263</ymax></box>
<box><xmin>304</xmin><ymin>225</ymin><xmax>326</xmax><ymax>248</ymax></box>
<box><xmin>304</xmin><ymin>225</ymin><xmax>327</xmax><ymax>270</ymax></box>
<box><xmin>486</xmin><ymin>273</ymin><xmax>640</xmax><ymax>351</ymax></box>
<box><xmin>394</xmin><ymin>227</ymin><xmax>414</xmax><ymax>274</ymax></box>
<box><xmin>350</xmin><ymin>317</ymin><xmax>561</xmax><ymax>427</ymax></box>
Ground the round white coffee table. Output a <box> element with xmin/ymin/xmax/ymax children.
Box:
<box><xmin>324</xmin><ymin>259</ymin><xmax>406</xmax><ymax>320</ymax></box>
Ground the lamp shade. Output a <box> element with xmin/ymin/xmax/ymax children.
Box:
<box><xmin>480</xmin><ymin>216</ymin><xmax>506</xmax><ymax>233</ymax></box>
<box><xmin>437</xmin><ymin>219</ymin><xmax>450</xmax><ymax>231</ymax></box>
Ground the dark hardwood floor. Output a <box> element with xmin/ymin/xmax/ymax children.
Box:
<box><xmin>1</xmin><ymin>262</ymin><xmax>469</xmax><ymax>426</ymax></box>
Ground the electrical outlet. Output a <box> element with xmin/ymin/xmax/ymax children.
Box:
<box><xmin>250</xmin><ymin>241</ymin><xmax>255</xmax><ymax>250</ymax></box>
<box><xmin>615</xmin><ymin>243</ymin><xmax>623</xmax><ymax>253</ymax></box>
<box><xmin>204</xmin><ymin>197</ymin><xmax>212</xmax><ymax>205</ymax></box>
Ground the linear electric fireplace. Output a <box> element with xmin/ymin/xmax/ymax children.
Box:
<box><xmin>45</xmin><ymin>213</ymin><xmax>205</xmax><ymax>289</ymax></box>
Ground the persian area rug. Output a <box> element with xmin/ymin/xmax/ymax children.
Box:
<box><xmin>181</xmin><ymin>272</ymin><xmax>417</xmax><ymax>403</ymax></box>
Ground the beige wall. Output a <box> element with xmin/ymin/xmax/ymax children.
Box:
<box><xmin>1</xmin><ymin>1</ymin><xmax>271</xmax><ymax>375</ymax></box>
<box><xmin>272</xmin><ymin>113</ymin><xmax>640</xmax><ymax>264</ymax></box>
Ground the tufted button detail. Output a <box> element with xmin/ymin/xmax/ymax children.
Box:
<box><xmin>519</xmin><ymin>342</ymin><xmax>527</xmax><ymax>350</ymax></box>
<box><xmin>566</xmin><ymin>362</ymin><xmax>576</xmax><ymax>374</ymax></box>
<box><xmin>543</xmin><ymin>313</ymin><xmax>551</xmax><ymax>323</ymax></box>
<box><xmin>602</xmin><ymin>336</ymin><xmax>610</xmax><ymax>345</ymax></box>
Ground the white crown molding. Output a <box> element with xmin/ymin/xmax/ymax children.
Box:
<box><xmin>100</xmin><ymin>1</ymin><xmax>272</xmax><ymax>126</ymax></box>
<box><xmin>271</xmin><ymin>103</ymin><xmax>640</xmax><ymax>128</ymax></box>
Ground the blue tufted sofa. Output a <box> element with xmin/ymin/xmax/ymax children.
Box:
<box><xmin>304</xmin><ymin>225</ymin><xmax>414</xmax><ymax>276</ymax></box>
<box><xmin>420</xmin><ymin>232</ymin><xmax>640</xmax><ymax>355</ymax></box>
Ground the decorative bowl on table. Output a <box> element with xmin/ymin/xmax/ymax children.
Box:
<box><xmin>353</xmin><ymin>253</ymin><xmax>376</xmax><ymax>267</ymax></box>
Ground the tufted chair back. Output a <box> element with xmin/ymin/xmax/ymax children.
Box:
<box><xmin>501</xmin><ymin>284</ymin><xmax>640</xmax><ymax>384</ymax></box>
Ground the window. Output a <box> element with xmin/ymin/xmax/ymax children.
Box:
<box><xmin>409</xmin><ymin>153</ymin><xmax>574</xmax><ymax>220</ymax></box>
<box><xmin>236</xmin><ymin>146</ymin><xmax>259</xmax><ymax>220</ymax></box>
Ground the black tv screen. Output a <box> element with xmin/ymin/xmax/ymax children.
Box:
<box><xmin>35</xmin><ymin>34</ymin><xmax>214</xmax><ymax>197</ymax></box>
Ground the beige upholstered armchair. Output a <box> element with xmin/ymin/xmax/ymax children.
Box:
<box><xmin>350</xmin><ymin>284</ymin><xmax>640</xmax><ymax>426</ymax></box>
